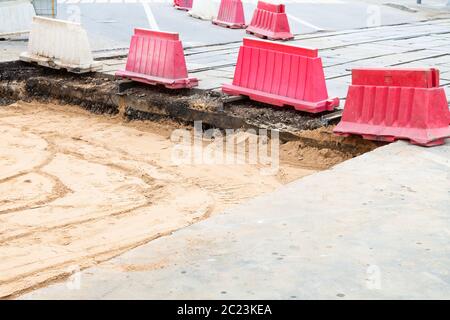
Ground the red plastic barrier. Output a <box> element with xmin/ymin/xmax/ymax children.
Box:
<box><xmin>116</xmin><ymin>29</ymin><xmax>198</xmax><ymax>89</ymax></box>
<box><xmin>334</xmin><ymin>68</ymin><xmax>450</xmax><ymax>146</ymax></box>
<box><xmin>246</xmin><ymin>1</ymin><xmax>293</xmax><ymax>41</ymax></box>
<box><xmin>173</xmin><ymin>0</ymin><xmax>193</xmax><ymax>11</ymax></box>
<box><xmin>212</xmin><ymin>0</ymin><xmax>246</xmax><ymax>29</ymax></box>
<box><xmin>352</xmin><ymin>68</ymin><xmax>440</xmax><ymax>88</ymax></box>
<box><xmin>222</xmin><ymin>38</ymin><xmax>339</xmax><ymax>113</ymax></box>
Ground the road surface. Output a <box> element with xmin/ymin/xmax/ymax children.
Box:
<box><xmin>54</xmin><ymin>0</ymin><xmax>428</xmax><ymax>50</ymax></box>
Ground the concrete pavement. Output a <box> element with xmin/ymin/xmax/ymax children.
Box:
<box><xmin>22</xmin><ymin>140</ymin><xmax>450</xmax><ymax>299</ymax></box>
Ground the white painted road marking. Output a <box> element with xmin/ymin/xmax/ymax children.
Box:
<box><xmin>142</xmin><ymin>2</ymin><xmax>159</xmax><ymax>30</ymax></box>
<box><xmin>287</xmin><ymin>14</ymin><xmax>324</xmax><ymax>31</ymax></box>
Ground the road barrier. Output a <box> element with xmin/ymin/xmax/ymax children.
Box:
<box><xmin>246</xmin><ymin>1</ymin><xmax>293</xmax><ymax>41</ymax></box>
<box><xmin>116</xmin><ymin>29</ymin><xmax>198</xmax><ymax>89</ymax></box>
<box><xmin>212</xmin><ymin>0</ymin><xmax>246</xmax><ymax>29</ymax></box>
<box><xmin>334</xmin><ymin>68</ymin><xmax>450</xmax><ymax>146</ymax></box>
<box><xmin>188</xmin><ymin>0</ymin><xmax>220</xmax><ymax>20</ymax></box>
<box><xmin>20</xmin><ymin>16</ymin><xmax>101</xmax><ymax>73</ymax></box>
<box><xmin>173</xmin><ymin>0</ymin><xmax>193</xmax><ymax>11</ymax></box>
<box><xmin>0</xmin><ymin>0</ymin><xmax>35</xmax><ymax>38</ymax></box>
<box><xmin>222</xmin><ymin>38</ymin><xmax>339</xmax><ymax>113</ymax></box>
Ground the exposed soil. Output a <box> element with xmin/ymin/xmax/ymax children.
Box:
<box><xmin>0</xmin><ymin>101</ymin><xmax>325</xmax><ymax>299</ymax></box>
<box><xmin>0</xmin><ymin>97</ymin><xmax>15</xmax><ymax>106</ymax></box>
<box><xmin>227</xmin><ymin>101</ymin><xmax>325</xmax><ymax>131</ymax></box>
<box><xmin>0</xmin><ymin>61</ymin><xmax>380</xmax><ymax>299</ymax></box>
<box><xmin>281</xmin><ymin>127</ymin><xmax>379</xmax><ymax>170</ymax></box>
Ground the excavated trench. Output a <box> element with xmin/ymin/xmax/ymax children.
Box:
<box><xmin>0</xmin><ymin>61</ymin><xmax>381</xmax><ymax>298</ymax></box>
<box><xmin>0</xmin><ymin>61</ymin><xmax>381</xmax><ymax>151</ymax></box>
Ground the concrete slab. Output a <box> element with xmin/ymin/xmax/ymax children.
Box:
<box><xmin>22</xmin><ymin>141</ymin><xmax>450</xmax><ymax>300</ymax></box>
<box><xmin>324</xmin><ymin>46</ymin><xmax>394</xmax><ymax>60</ymax></box>
<box><xmin>0</xmin><ymin>40</ymin><xmax>26</xmax><ymax>62</ymax></box>
<box><xmin>444</xmin><ymin>85</ymin><xmax>450</xmax><ymax>98</ymax></box>
<box><xmin>324</xmin><ymin>76</ymin><xmax>352</xmax><ymax>100</ymax></box>
<box><xmin>355</xmin><ymin>50</ymin><xmax>448</xmax><ymax>67</ymax></box>
<box><xmin>194</xmin><ymin>70</ymin><xmax>234</xmax><ymax>90</ymax></box>
<box><xmin>395</xmin><ymin>55</ymin><xmax>450</xmax><ymax>68</ymax></box>
<box><xmin>441</xmin><ymin>70</ymin><xmax>450</xmax><ymax>81</ymax></box>
<box><xmin>323</xmin><ymin>65</ymin><xmax>352</xmax><ymax>78</ymax></box>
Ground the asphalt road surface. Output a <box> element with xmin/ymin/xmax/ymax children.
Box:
<box><xmin>54</xmin><ymin>0</ymin><xmax>425</xmax><ymax>50</ymax></box>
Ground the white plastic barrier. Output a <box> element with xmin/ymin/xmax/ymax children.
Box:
<box><xmin>20</xmin><ymin>16</ymin><xmax>101</xmax><ymax>73</ymax></box>
<box><xmin>188</xmin><ymin>0</ymin><xmax>220</xmax><ymax>20</ymax></box>
<box><xmin>0</xmin><ymin>0</ymin><xmax>35</xmax><ymax>38</ymax></box>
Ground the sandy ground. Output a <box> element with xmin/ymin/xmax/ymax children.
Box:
<box><xmin>0</xmin><ymin>101</ymin><xmax>321</xmax><ymax>298</ymax></box>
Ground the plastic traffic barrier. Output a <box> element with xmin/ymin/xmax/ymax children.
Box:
<box><xmin>334</xmin><ymin>68</ymin><xmax>450</xmax><ymax>146</ymax></box>
<box><xmin>0</xmin><ymin>0</ymin><xmax>35</xmax><ymax>38</ymax></box>
<box><xmin>222</xmin><ymin>38</ymin><xmax>339</xmax><ymax>113</ymax></box>
<box><xmin>173</xmin><ymin>0</ymin><xmax>193</xmax><ymax>11</ymax></box>
<box><xmin>246</xmin><ymin>1</ymin><xmax>293</xmax><ymax>41</ymax></box>
<box><xmin>115</xmin><ymin>29</ymin><xmax>198</xmax><ymax>89</ymax></box>
<box><xmin>188</xmin><ymin>0</ymin><xmax>220</xmax><ymax>20</ymax></box>
<box><xmin>20</xmin><ymin>16</ymin><xmax>101</xmax><ymax>73</ymax></box>
<box><xmin>212</xmin><ymin>0</ymin><xmax>246</xmax><ymax>29</ymax></box>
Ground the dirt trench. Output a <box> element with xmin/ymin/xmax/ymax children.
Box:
<box><xmin>0</xmin><ymin>62</ymin><xmax>380</xmax><ymax>298</ymax></box>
